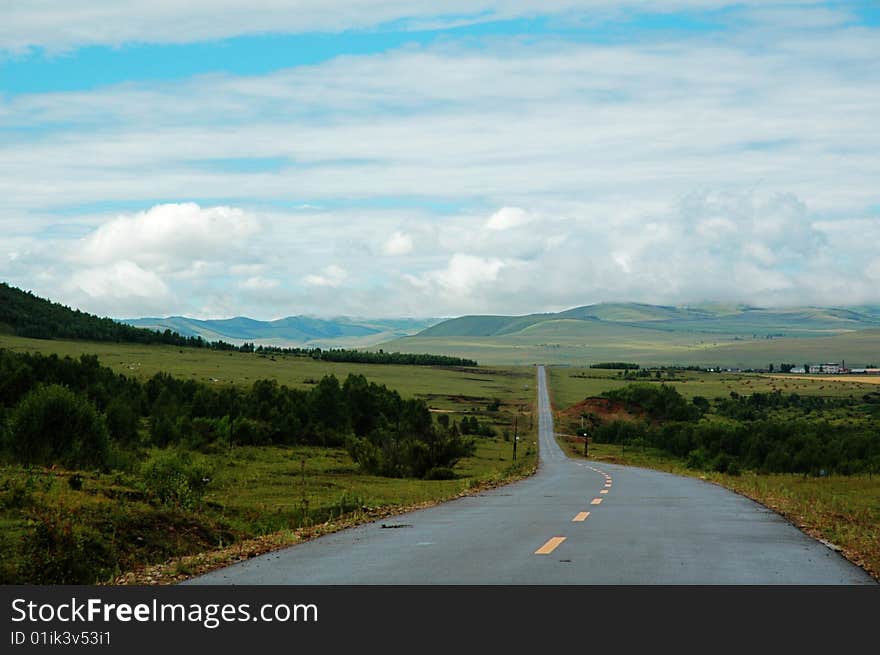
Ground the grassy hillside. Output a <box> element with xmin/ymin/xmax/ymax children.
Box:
<box><xmin>386</xmin><ymin>301</ymin><xmax>880</xmax><ymax>367</ymax></box>
<box><xmin>414</xmin><ymin>301</ymin><xmax>880</xmax><ymax>342</ymax></box>
<box><xmin>0</xmin><ymin>282</ymin><xmax>192</xmax><ymax>346</ymax></box>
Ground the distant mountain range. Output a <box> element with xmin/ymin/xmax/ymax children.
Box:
<box><xmin>4</xmin><ymin>278</ymin><xmax>879</xmax><ymax>366</ymax></box>
<box><xmin>417</xmin><ymin>302</ymin><xmax>880</xmax><ymax>338</ymax></box>
<box><xmin>122</xmin><ymin>315</ymin><xmax>441</xmax><ymax>349</ymax></box>
<box><xmin>382</xmin><ymin>302</ymin><xmax>880</xmax><ymax>367</ymax></box>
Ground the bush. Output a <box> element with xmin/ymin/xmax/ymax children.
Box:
<box><xmin>423</xmin><ymin>466</ymin><xmax>456</xmax><ymax>480</ymax></box>
<box><xmin>686</xmin><ymin>448</ymin><xmax>710</xmax><ymax>470</ymax></box>
<box><xmin>19</xmin><ymin>507</ymin><xmax>116</xmax><ymax>584</ymax></box>
<box><xmin>603</xmin><ymin>384</ymin><xmax>698</xmax><ymax>421</ymax></box>
<box><xmin>140</xmin><ymin>449</ymin><xmax>212</xmax><ymax>510</ymax></box>
<box><xmin>104</xmin><ymin>398</ymin><xmax>140</xmax><ymax>446</ymax></box>
<box><xmin>726</xmin><ymin>459</ymin><xmax>743</xmax><ymax>476</ymax></box>
<box><xmin>8</xmin><ymin>384</ymin><xmax>109</xmax><ymax>469</ymax></box>
<box><xmin>230</xmin><ymin>417</ymin><xmax>271</xmax><ymax>446</ymax></box>
<box><xmin>0</xmin><ymin>471</ymin><xmax>37</xmax><ymax>510</ymax></box>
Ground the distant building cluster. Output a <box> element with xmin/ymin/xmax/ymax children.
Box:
<box><xmin>789</xmin><ymin>362</ymin><xmax>880</xmax><ymax>375</ymax></box>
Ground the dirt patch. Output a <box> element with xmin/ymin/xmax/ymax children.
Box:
<box><xmin>560</xmin><ymin>397</ymin><xmax>641</xmax><ymax>423</ymax></box>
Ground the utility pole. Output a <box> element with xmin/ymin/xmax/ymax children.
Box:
<box><xmin>512</xmin><ymin>416</ymin><xmax>518</xmax><ymax>461</ymax></box>
<box><xmin>300</xmin><ymin>458</ymin><xmax>309</xmax><ymax>528</ymax></box>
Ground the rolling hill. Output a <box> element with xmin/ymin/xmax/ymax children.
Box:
<box><xmin>416</xmin><ymin>302</ymin><xmax>880</xmax><ymax>338</ymax></box>
<box><xmin>0</xmin><ymin>282</ymin><xmax>195</xmax><ymax>346</ymax></box>
<box><xmin>383</xmin><ymin>302</ymin><xmax>880</xmax><ymax>367</ymax></box>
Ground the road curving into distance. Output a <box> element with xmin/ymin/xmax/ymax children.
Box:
<box><xmin>189</xmin><ymin>365</ymin><xmax>875</xmax><ymax>584</ymax></box>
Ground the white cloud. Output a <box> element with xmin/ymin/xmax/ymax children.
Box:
<box><xmin>74</xmin><ymin>203</ymin><xmax>259</xmax><ymax>272</ymax></box>
<box><xmin>405</xmin><ymin>253</ymin><xmax>505</xmax><ymax>299</ymax></box>
<box><xmin>2</xmin><ymin>5</ymin><xmax>879</xmax><ymax>317</ymax></box>
<box><xmin>304</xmin><ymin>264</ymin><xmax>347</xmax><ymax>288</ymax></box>
<box><xmin>65</xmin><ymin>260</ymin><xmax>174</xmax><ymax>316</ymax></box>
<box><xmin>240</xmin><ymin>276</ymin><xmax>280</xmax><ymax>291</ymax></box>
<box><xmin>382</xmin><ymin>232</ymin><xmax>414</xmax><ymax>256</ymax></box>
<box><xmin>0</xmin><ymin>1</ymin><xmax>823</xmax><ymax>52</ymax></box>
<box><xmin>486</xmin><ymin>207</ymin><xmax>534</xmax><ymax>231</ymax></box>
<box><xmin>3</xmin><ymin>28</ymin><xmax>877</xmax><ymax>221</ymax></box>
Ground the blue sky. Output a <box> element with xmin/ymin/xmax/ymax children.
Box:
<box><xmin>1</xmin><ymin>1</ymin><xmax>878</xmax><ymax>318</ymax></box>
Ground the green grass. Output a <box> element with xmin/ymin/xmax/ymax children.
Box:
<box><xmin>0</xmin><ymin>433</ymin><xmax>537</xmax><ymax>584</ymax></box>
<box><xmin>380</xmin><ymin>326</ymin><xmax>880</xmax><ymax>368</ymax></box>
<box><xmin>546</xmin><ymin>366</ymin><xmax>876</xmax><ymax>412</ymax></box>
<box><xmin>0</xmin><ymin>334</ymin><xmax>536</xmax><ymax>407</ymax></box>
<box><xmin>0</xmin><ymin>334</ymin><xmax>540</xmax><ymax>583</ymax></box>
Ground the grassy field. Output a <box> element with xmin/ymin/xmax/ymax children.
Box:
<box><xmin>381</xmin><ymin>326</ymin><xmax>880</xmax><ymax>368</ymax></box>
<box><xmin>3</xmin><ymin>333</ymin><xmax>878</xmax><ymax>583</ymax></box>
<box><xmin>0</xmin><ymin>334</ymin><xmax>537</xmax><ymax>411</ymax></box>
<box><xmin>0</xmin><ymin>334</ymin><xmax>539</xmax><ymax>583</ymax></box>
<box><xmin>1</xmin><ymin>433</ymin><xmax>536</xmax><ymax>584</ymax></box>
<box><xmin>546</xmin><ymin>366</ymin><xmax>880</xmax><ymax>410</ymax></box>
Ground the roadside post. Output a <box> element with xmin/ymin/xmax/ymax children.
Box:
<box><xmin>512</xmin><ymin>416</ymin><xmax>518</xmax><ymax>461</ymax></box>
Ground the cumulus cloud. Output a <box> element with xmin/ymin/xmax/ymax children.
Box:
<box><xmin>65</xmin><ymin>260</ymin><xmax>174</xmax><ymax>316</ymax></box>
<box><xmin>404</xmin><ymin>254</ymin><xmax>506</xmax><ymax>304</ymax></box>
<box><xmin>382</xmin><ymin>232</ymin><xmax>414</xmax><ymax>256</ymax></box>
<box><xmin>26</xmin><ymin>202</ymin><xmax>266</xmax><ymax>317</ymax></box>
<box><xmin>486</xmin><ymin>207</ymin><xmax>535</xmax><ymax>231</ymax></box>
<box><xmin>304</xmin><ymin>264</ymin><xmax>348</xmax><ymax>288</ymax></box>
<box><xmin>73</xmin><ymin>203</ymin><xmax>259</xmax><ymax>272</ymax></box>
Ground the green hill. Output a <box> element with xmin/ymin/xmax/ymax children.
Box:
<box><xmin>384</xmin><ymin>302</ymin><xmax>880</xmax><ymax>367</ymax></box>
<box><xmin>416</xmin><ymin>302</ymin><xmax>880</xmax><ymax>340</ymax></box>
<box><xmin>0</xmin><ymin>282</ymin><xmax>194</xmax><ymax>346</ymax></box>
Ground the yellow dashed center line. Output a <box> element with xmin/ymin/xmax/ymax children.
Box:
<box><xmin>572</xmin><ymin>511</ymin><xmax>590</xmax><ymax>522</ymax></box>
<box><xmin>600</xmin><ymin>489</ymin><xmax>609</xmax><ymax>494</ymax></box>
<box><xmin>535</xmin><ymin>537</ymin><xmax>567</xmax><ymax>555</ymax></box>
<box><xmin>591</xmin><ymin>498</ymin><xmax>603</xmax><ymax>505</ymax></box>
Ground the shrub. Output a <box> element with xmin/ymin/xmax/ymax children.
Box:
<box><xmin>0</xmin><ymin>471</ymin><xmax>36</xmax><ymax>509</ymax></box>
<box><xmin>8</xmin><ymin>384</ymin><xmax>109</xmax><ymax>469</ymax></box>
<box><xmin>104</xmin><ymin>398</ymin><xmax>140</xmax><ymax>446</ymax></box>
<box><xmin>686</xmin><ymin>448</ymin><xmax>711</xmax><ymax>470</ymax></box>
<box><xmin>230</xmin><ymin>417</ymin><xmax>271</xmax><ymax>446</ymax></box>
<box><xmin>423</xmin><ymin>466</ymin><xmax>456</xmax><ymax>480</ymax></box>
<box><xmin>19</xmin><ymin>507</ymin><xmax>117</xmax><ymax>584</ymax></box>
<box><xmin>140</xmin><ymin>449</ymin><xmax>212</xmax><ymax>510</ymax></box>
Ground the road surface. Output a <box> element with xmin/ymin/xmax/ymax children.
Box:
<box><xmin>189</xmin><ymin>366</ymin><xmax>875</xmax><ymax>584</ymax></box>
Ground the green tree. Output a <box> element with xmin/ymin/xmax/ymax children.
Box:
<box><xmin>9</xmin><ymin>384</ymin><xmax>109</xmax><ymax>469</ymax></box>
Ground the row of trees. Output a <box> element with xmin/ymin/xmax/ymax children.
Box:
<box><xmin>254</xmin><ymin>345</ymin><xmax>477</xmax><ymax>367</ymax></box>
<box><xmin>0</xmin><ymin>349</ymin><xmax>476</xmax><ymax>478</ymax></box>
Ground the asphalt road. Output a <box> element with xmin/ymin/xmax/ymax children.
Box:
<box><xmin>189</xmin><ymin>366</ymin><xmax>875</xmax><ymax>584</ymax></box>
